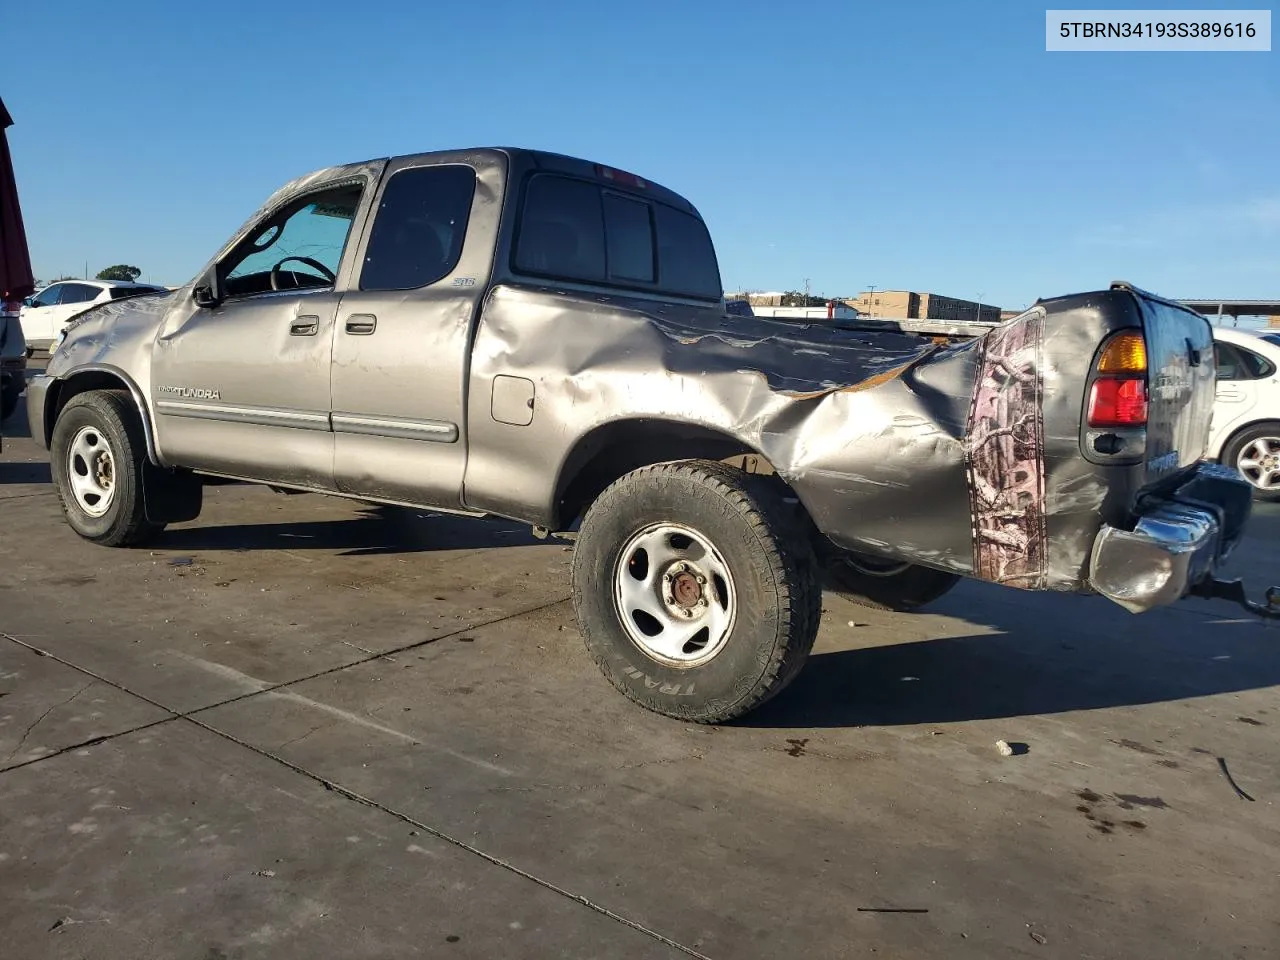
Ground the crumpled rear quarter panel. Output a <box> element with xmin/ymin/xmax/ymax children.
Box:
<box><xmin>466</xmin><ymin>286</ymin><xmax>1168</xmax><ymax>593</ymax></box>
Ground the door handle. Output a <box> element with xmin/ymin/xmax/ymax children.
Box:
<box><xmin>345</xmin><ymin>314</ymin><xmax>377</xmax><ymax>335</ymax></box>
<box><xmin>290</xmin><ymin>316</ymin><xmax>319</xmax><ymax>337</ymax></box>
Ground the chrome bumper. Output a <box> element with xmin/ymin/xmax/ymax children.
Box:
<box><xmin>1089</xmin><ymin>463</ymin><xmax>1252</xmax><ymax>613</ymax></box>
<box><xmin>24</xmin><ymin>374</ymin><xmax>52</xmax><ymax>450</ymax></box>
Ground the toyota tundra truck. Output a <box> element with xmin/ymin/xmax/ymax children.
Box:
<box><xmin>25</xmin><ymin>147</ymin><xmax>1267</xmax><ymax>722</ymax></box>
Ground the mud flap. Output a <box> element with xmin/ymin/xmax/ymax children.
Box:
<box><xmin>141</xmin><ymin>461</ymin><xmax>203</xmax><ymax>523</ymax></box>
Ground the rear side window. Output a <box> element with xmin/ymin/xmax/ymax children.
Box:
<box><xmin>514</xmin><ymin>173</ymin><xmax>721</xmax><ymax>300</ymax></box>
<box><xmin>360</xmin><ymin>165</ymin><xmax>477</xmax><ymax>291</ymax></box>
<box><xmin>61</xmin><ymin>284</ymin><xmax>101</xmax><ymax>304</ymax></box>
<box><xmin>514</xmin><ymin>176</ymin><xmax>606</xmax><ymax>281</ymax></box>
<box><xmin>1216</xmin><ymin>342</ymin><xmax>1276</xmax><ymax>380</ymax></box>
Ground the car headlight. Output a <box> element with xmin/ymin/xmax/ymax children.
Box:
<box><xmin>50</xmin><ymin>330</ymin><xmax>67</xmax><ymax>355</ymax></box>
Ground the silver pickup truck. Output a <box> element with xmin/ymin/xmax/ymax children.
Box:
<box><xmin>26</xmin><ymin>147</ymin><xmax>1268</xmax><ymax>722</ymax></box>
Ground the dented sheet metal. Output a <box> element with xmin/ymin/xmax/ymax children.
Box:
<box><xmin>464</xmin><ymin>283</ymin><xmax>1213</xmax><ymax>595</ymax></box>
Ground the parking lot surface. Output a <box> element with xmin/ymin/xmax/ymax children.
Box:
<box><xmin>3</xmin><ymin>384</ymin><xmax>1279</xmax><ymax>959</ymax></box>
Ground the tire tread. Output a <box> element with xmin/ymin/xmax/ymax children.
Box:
<box><xmin>573</xmin><ymin>459</ymin><xmax>821</xmax><ymax>723</ymax></box>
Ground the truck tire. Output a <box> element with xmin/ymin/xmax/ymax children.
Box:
<box><xmin>571</xmin><ymin>460</ymin><xmax>821</xmax><ymax>723</ymax></box>
<box><xmin>1222</xmin><ymin>422</ymin><xmax>1280</xmax><ymax>503</ymax></box>
<box><xmin>50</xmin><ymin>390</ymin><xmax>166</xmax><ymax>546</ymax></box>
<box><xmin>0</xmin><ymin>383</ymin><xmax>19</xmax><ymax>423</ymax></box>
<box><xmin>825</xmin><ymin>551</ymin><xmax>960</xmax><ymax>612</ymax></box>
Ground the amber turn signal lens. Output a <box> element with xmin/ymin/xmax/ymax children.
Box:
<box><xmin>1096</xmin><ymin>332</ymin><xmax>1147</xmax><ymax>373</ymax></box>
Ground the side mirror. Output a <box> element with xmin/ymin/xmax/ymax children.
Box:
<box><xmin>192</xmin><ymin>272</ymin><xmax>222</xmax><ymax>309</ymax></box>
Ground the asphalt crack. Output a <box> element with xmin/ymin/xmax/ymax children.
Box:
<box><xmin>2</xmin><ymin>680</ymin><xmax>94</xmax><ymax>765</ymax></box>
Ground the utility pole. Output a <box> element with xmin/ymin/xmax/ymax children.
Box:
<box><xmin>868</xmin><ymin>284</ymin><xmax>876</xmax><ymax>316</ymax></box>
<box><xmin>803</xmin><ymin>277</ymin><xmax>811</xmax><ymax>306</ymax></box>
<box><xmin>974</xmin><ymin>291</ymin><xmax>984</xmax><ymax>323</ymax></box>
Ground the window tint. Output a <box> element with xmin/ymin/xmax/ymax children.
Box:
<box><xmin>654</xmin><ymin>204</ymin><xmax>721</xmax><ymax>299</ymax></box>
<box><xmin>61</xmin><ymin>284</ymin><xmax>101</xmax><ymax>304</ymax></box>
<box><xmin>360</xmin><ymin>165</ymin><xmax>477</xmax><ymax>291</ymax></box>
<box><xmin>223</xmin><ymin>184</ymin><xmax>362</xmax><ymax>293</ymax></box>
<box><xmin>514</xmin><ymin>174</ymin><xmax>721</xmax><ymax>300</ymax></box>
<box><xmin>1239</xmin><ymin>345</ymin><xmax>1275</xmax><ymax>378</ymax></box>
<box><xmin>109</xmin><ymin>285</ymin><xmax>166</xmax><ymax>300</ymax></box>
<box><xmin>603</xmin><ymin>194</ymin><xmax>655</xmax><ymax>282</ymax></box>
<box><xmin>1216</xmin><ymin>342</ymin><xmax>1276</xmax><ymax>380</ymax></box>
<box><xmin>515</xmin><ymin>176</ymin><xmax>606</xmax><ymax>282</ymax></box>
<box><xmin>31</xmin><ymin>285</ymin><xmax>63</xmax><ymax>307</ymax></box>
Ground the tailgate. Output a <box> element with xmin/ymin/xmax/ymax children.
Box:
<box><xmin>1135</xmin><ymin>290</ymin><xmax>1217</xmax><ymax>482</ymax></box>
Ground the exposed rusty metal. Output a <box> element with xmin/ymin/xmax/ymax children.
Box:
<box><xmin>671</xmin><ymin>572</ymin><xmax>702</xmax><ymax>608</ymax></box>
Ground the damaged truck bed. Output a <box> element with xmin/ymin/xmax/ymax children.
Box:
<box><xmin>25</xmin><ymin>147</ymin><xmax>1270</xmax><ymax>722</ymax></box>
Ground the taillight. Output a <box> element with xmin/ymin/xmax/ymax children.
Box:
<box><xmin>1088</xmin><ymin>377</ymin><xmax>1148</xmax><ymax>426</ymax></box>
<box><xmin>1088</xmin><ymin>331</ymin><xmax>1148</xmax><ymax>428</ymax></box>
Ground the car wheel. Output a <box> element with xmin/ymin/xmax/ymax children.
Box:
<box><xmin>823</xmin><ymin>551</ymin><xmax>960</xmax><ymax>611</ymax></box>
<box><xmin>1223</xmin><ymin>422</ymin><xmax>1280</xmax><ymax>503</ymax></box>
<box><xmin>571</xmin><ymin>460</ymin><xmax>821</xmax><ymax>723</ymax></box>
<box><xmin>50</xmin><ymin>390</ymin><xmax>166</xmax><ymax>546</ymax></box>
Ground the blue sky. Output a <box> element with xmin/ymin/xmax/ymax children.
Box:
<box><xmin>6</xmin><ymin>0</ymin><xmax>1276</xmax><ymax>310</ymax></box>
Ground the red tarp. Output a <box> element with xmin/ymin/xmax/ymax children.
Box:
<box><xmin>0</xmin><ymin>97</ymin><xmax>35</xmax><ymax>305</ymax></box>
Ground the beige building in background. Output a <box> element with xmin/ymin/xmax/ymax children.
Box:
<box><xmin>845</xmin><ymin>290</ymin><xmax>1001</xmax><ymax>323</ymax></box>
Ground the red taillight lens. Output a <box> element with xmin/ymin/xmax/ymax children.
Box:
<box><xmin>1088</xmin><ymin>377</ymin><xmax>1148</xmax><ymax>427</ymax></box>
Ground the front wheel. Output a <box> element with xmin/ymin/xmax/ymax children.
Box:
<box><xmin>50</xmin><ymin>390</ymin><xmax>166</xmax><ymax>546</ymax></box>
<box><xmin>824</xmin><ymin>551</ymin><xmax>960</xmax><ymax>612</ymax></box>
<box><xmin>571</xmin><ymin>460</ymin><xmax>821</xmax><ymax>723</ymax></box>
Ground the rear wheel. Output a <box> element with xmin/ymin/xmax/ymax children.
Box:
<box><xmin>1223</xmin><ymin>422</ymin><xmax>1280</xmax><ymax>503</ymax></box>
<box><xmin>50</xmin><ymin>390</ymin><xmax>166</xmax><ymax>546</ymax></box>
<box><xmin>571</xmin><ymin>460</ymin><xmax>821</xmax><ymax>723</ymax></box>
<box><xmin>825</xmin><ymin>550</ymin><xmax>960</xmax><ymax>612</ymax></box>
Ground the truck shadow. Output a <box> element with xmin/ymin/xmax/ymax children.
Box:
<box><xmin>154</xmin><ymin>505</ymin><xmax>552</xmax><ymax>555</ymax></box>
<box><xmin>745</xmin><ymin>582</ymin><xmax>1280</xmax><ymax>728</ymax></box>
<box><xmin>0</xmin><ymin>461</ymin><xmax>49</xmax><ymax>484</ymax></box>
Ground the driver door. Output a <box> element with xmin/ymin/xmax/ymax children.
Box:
<box><xmin>151</xmin><ymin>175</ymin><xmax>377</xmax><ymax>489</ymax></box>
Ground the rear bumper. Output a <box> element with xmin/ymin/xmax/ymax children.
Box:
<box><xmin>1089</xmin><ymin>462</ymin><xmax>1252</xmax><ymax>613</ymax></box>
<box><xmin>24</xmin><ymin>374</ymin><xmax>52</xmax><ymax>448</ymax></box>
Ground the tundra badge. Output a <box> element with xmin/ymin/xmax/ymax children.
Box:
<box><xmin>158</xmin><ymin>385</ymin><xmax>221</xmax><ymax>400</ymax></box>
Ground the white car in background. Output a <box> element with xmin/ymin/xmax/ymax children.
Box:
<box><xmin>1209</xmin><ymin>326</ymin><xmax>1280</xmax><ymax>501</ymax></box>
<box><xmin>18</xmin><ymin>279</ymin><xmax>169</xmax><ymax>352</ymax></box>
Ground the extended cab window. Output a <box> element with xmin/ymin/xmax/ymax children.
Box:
<box><xmin>515</xmin><ymin>174</ymin><xmax>721</xmax><ymax>300</ymax></box>
<box><xmin>221</xmin><ymin>183</ymin><xmax>362</xmax><ymax>298</ymax></box>
<box><xmin>360</xmin><ymin>165</ymin><xmax>477</xmax><ymax>291</ymax></box>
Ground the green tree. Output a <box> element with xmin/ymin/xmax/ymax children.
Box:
<box><xmin>781</xmin><ymin>290</ymin><xmax>828</xmax><ymax>307</ymax></box>
<box><xmin>95</xmin><ymin>264</ymin><xmax>142</xmax><ymax>282</ymax></box>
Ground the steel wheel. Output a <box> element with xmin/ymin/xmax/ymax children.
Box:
<box><xmin>1236</xmin><ymin>436</ymin><xmax>1280</xmax><ymax>491</ymax></box>
<box><xmin>66</xmin><ymin>425</ymin><xmax>116</xmax><ymax>517</ymax></box>
<box><xmin>613</xmin><ymin>521</ymin><xmax>737</xmax><ymax>667</ymax></box>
